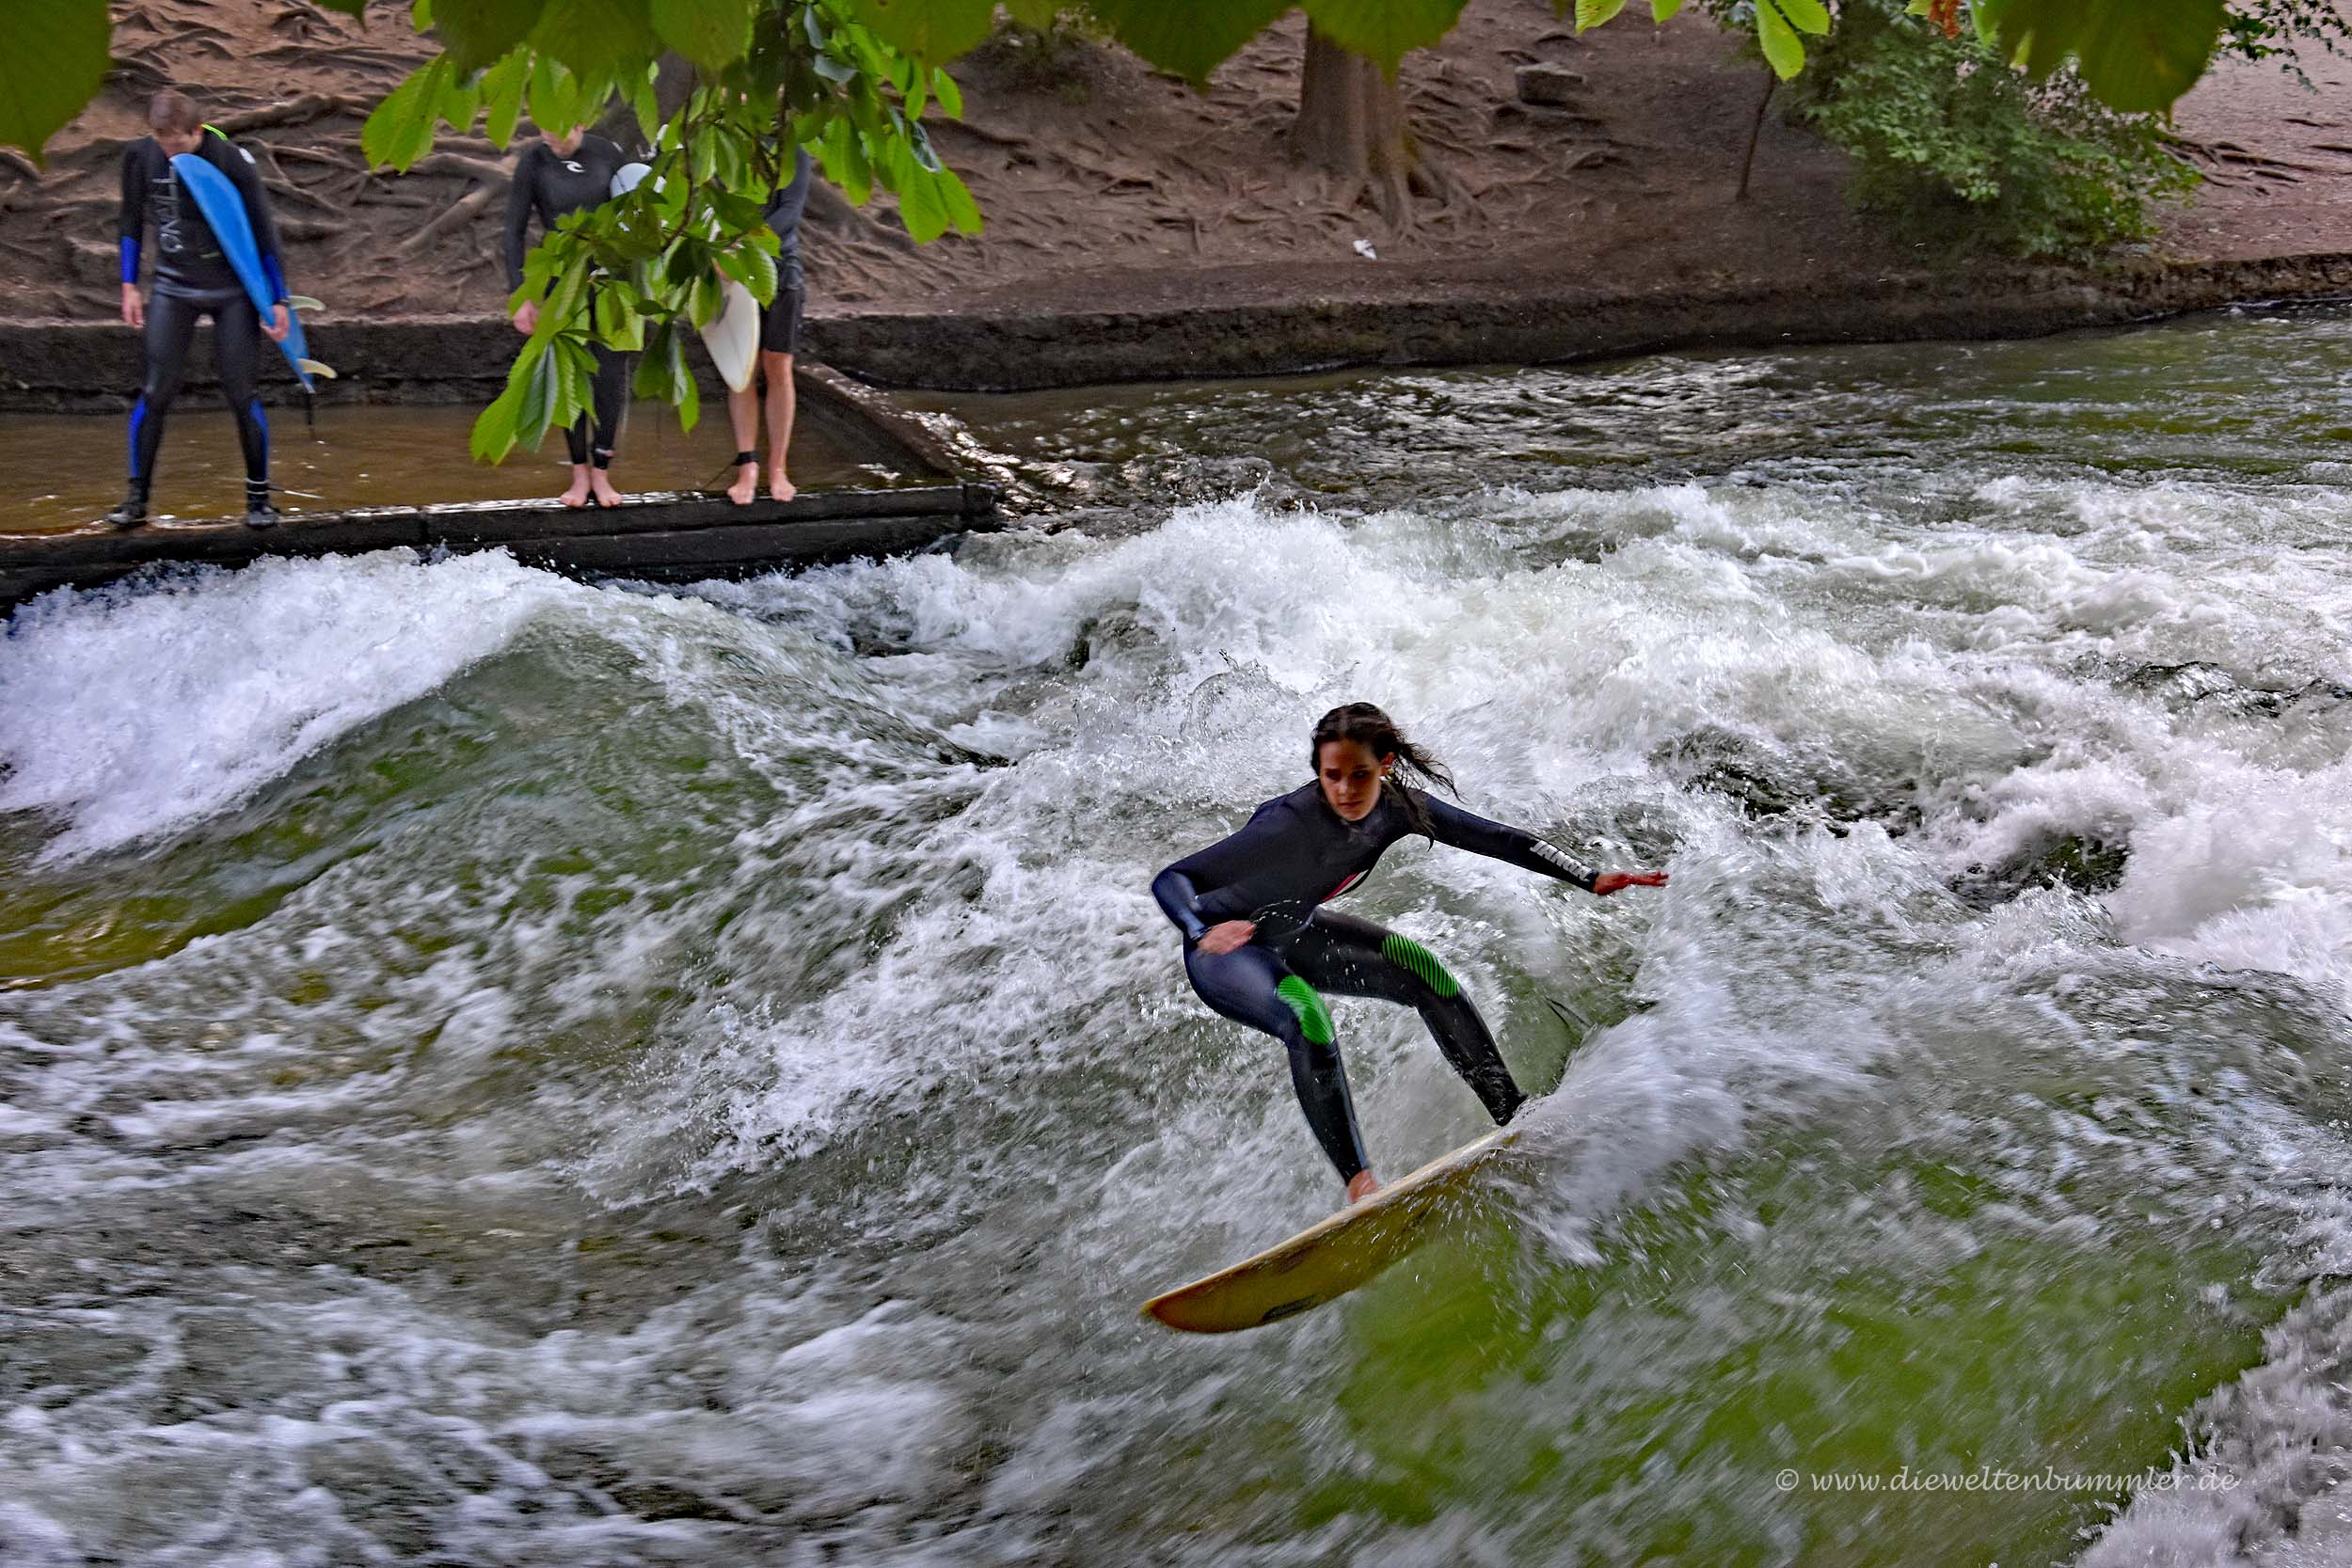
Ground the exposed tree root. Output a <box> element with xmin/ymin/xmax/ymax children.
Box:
<box><xmin>398</xmin><ymin>185</ymin><xmax>495</xmax><ymax>252</ymax></box>
<box><xmin>216</xmin><ymin>94</ymin><xmax>355</xmax><ymax>134</ymax></box>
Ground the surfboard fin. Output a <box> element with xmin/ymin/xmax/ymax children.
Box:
<box><xmin>295</xmin><ymin>358</ymin><xmax>337</xmax><ymax>379</ymax></box>
<box><xmin>286</xmin><ymin>295</ymin><xmax>326</xmax><ymax>314</ymax></box>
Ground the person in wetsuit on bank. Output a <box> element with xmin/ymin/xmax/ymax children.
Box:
<box><xmin>722</xmin><ymin>146</ymin><xmax>813</xmax><ymax>506</ymax></box>
<box><xmin>1152</xmin><ymin>703</ymin><xmax>1669</xmax><ymax>1203</ymax></box>
<box><xmin>111</xmin><ymin>89</ymin><xmax>294</xmax><ymax>531</ymax></box>
<box><xmin>504</xmin><ymin>123</ymin><xmax>629</xmax><ymax>509</ymax></box>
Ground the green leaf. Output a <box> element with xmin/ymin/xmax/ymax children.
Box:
<box><xmin>819</xmin><ymin>119</ymin><xmax>873</xmax><ymax>203</ymax></box>
<box><xmin>1772</xmin><ymin>0</ymin><xmax>1829</xmax><ymax>35</ymax></box>
<box><xmin>930</xmin><ymin>66</ymin><xmax>963</xmax><ymax>119</ymax></box>
<box><xmin>427</xmin><ymin>0</ymin><xmax>543</xmax><ymax>69</ymax></box>
<box><xmin>1977</xmin><ymin>0</ymin><xmax>2228</xmax><ymax>112</ymax></box>
<box><xmin>665</xmin><ymin>323</ymin><xmax>700</xmax><ymax>432</ymax></box>
<box><xmin>651</xmin><ymin>0</ymin><xmax>754</xmax><ymax>69</ymax></box>
<box><xmin>482</xmin><ymin>49</ymin><xmax>530</xmax><ymax>146</ymax></box>
<box><xmin>438</xmin><ymin>67</ymin><xmax>484</xmax><ymax>133</ymax></box>
<box><xmin>531</xmin><ymin>252</ymin><xmax>591</xmax><ymax>347</ymax></box>
<box><xmin>516</xmin><ymin>341</ymin><xmax>561</xmax><ymax>446</ymax></box>
<box><xmin>1302</xmin><ymin>0</ymin><xmax>1469</xmax><ymax>69</ymax></box>
<box><xmin>363</xmin><ymin>56</ymin><xmax>452</xmax><ymax>168</ymax></box>
<box><xmin>473</xmin><ymin>341</ymin><xmax>542</xmax><ymax>462</ymax></box>
<box><xmin>1003</xmin><ymin>0</ymin><xmax>1058</xmax><ymax>25</ymax></box>
<box><xmin>0</xmin><ymin>0</ymin><xmax>110</xmax><ymax>165</ymax></box>
<box><xmin>1087</xmin><ymin>0</ymin><xmax>1294</xmax><ymax>83</ymax></box>
<box><xmin>628</xmin><ymin>62</ymin><xmax>661</xmax><ymax>138</ymax></box>
<box><xmin>531</xmin><ymin>0</ymin><xmax>660</xmax><ymax>80</ymax></box>
<box><xmin>526</xmin><ymin>54</ymin><xmax>593</xmax><ymax>135</ymax></box>
<box><xmin>1575</xmin><ymin>0</ymin><xmax>1629</xmax><ymax>30</ymax></box>
<box><xmin>935</xmin><ymin>164</ymin><xmax>981</xmax><ymax>233</ymax></box>
<box><xmin>715</xmin><ymin>238</ymin><xmax>779</xmax><ymax>304</ymax></box>
<box><xmin>1755</xmin><ymin>0</ymin><xmax>1805</xmax><ymax>76</ymax></box>
<box><xmin>844</xmin><ymin>0</ymin><xmax>994</xmax><ymax>63</ymax></box>
<box><xmin>632</xmin><ymin>320</ymin><xmax>677</xmax><ymax>400</ymax></box>
<box><xmin>595</xmin><ymin>285</ymin><xmax>646</xmax><ymax>350</ymax></box>
<box><xmin>1650</xmin><ymin>0</ymin><xmax>1685</xmax><ymax>19</ymax></box>
<box><xmin>906</xmin><ymin>119</ymin><xmax>942</xmax><ymax>173</ymax></box>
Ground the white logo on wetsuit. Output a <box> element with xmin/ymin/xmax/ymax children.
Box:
<box><xmin>563</xmin><ymin>159</ymin><xmax>584</xmax><ymax>173</ymax></box>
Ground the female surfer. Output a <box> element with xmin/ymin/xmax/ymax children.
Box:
<box><xmin>504</xmin><ymin>122</ymin><xmax>629</xmax><ymax>509</ymax></box>
<box><xmin>1152</xmin><ymin>703</ymin><xmax>1667</xmax><ymax>1203</ymax></box>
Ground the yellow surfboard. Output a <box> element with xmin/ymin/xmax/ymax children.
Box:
<box><xmin>1140</xmin><ymin>1125</ymin><xmax>1522</xmax><ymax>1334</ymax></box>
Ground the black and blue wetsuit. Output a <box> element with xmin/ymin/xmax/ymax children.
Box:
<box><xmin>503</xmin><ymin>135</ymin><xmax>629</xmax><ymax>468</ymax></box>
<box><xmin>118</xmin><ymin>129</ymin><xmax>288</xmax><ymax>511</ymax></box>
<box><xmin>1153</xmin><ymin>784</ymin><xmax>1597</xmax><ymax>1183</ymax></box>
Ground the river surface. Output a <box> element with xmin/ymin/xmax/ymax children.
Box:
<box><xmin>4</xmin><ymin>308</ymin><xmax>2351</xmax><ymax>1566</ymax></box>
<box><xmin>0</xmin><ymin>404</ymin><xmax>881</xmax><ymax>534</ymax></box>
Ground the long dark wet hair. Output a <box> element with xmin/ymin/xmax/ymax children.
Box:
<box><xmin>1311</xmin><ymin>703</ymin><xmax>1455</xmax><ymax>839</ymax></box>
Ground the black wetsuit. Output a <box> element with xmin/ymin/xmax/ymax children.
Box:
<box><xmin>760</xmin><ymin>149</ymin><xmax>812</xmax><ymax>356</ymax></box>
<box><xmin>118</xmin><ymin>130</ymin><xmax>288</xmax><ymax>499</ymax></box>
<box><xmin>1153</xmin><ymin>784</ymin><xmax>1597</xmax><ymax>1183</ymax></box>
<box><xmin>504</xmin><ymin>135</ymin><xmax>629</xmax><ymax>467</ymax></box>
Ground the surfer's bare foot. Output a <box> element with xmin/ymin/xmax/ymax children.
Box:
<box><xmin>727</xmin><ymin>461</ymin><xmax>759</xmax><ymax>506</ymax></box>
<box><xmin>558</xmin><ymin>471</ymin><xmax>592</xmax><ymax>509</ymax></box>
<box><xmin>1346</xmin><ymin>1170</ymin><xmax>1381</xmax><ymax>1205</ymax></box>
<box><xmin>589</xmin><ymin>472</ymin><xmax>625</xmax><ymax>509</ymax></box>
<box><xmin>768</xmin><ymin>471</ymin><xmax>796</xmax><ymax>504</ymax></box>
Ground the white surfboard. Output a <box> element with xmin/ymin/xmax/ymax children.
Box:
<box><xmin>699</xmin><ymin>278</ymin><xmax>760</xmax><ymax>392</ymax></box>
<box><xmin>1141</xmin><ymin>1124</ymin><xmax>1522</xmax><ymax>1334</ymax></box>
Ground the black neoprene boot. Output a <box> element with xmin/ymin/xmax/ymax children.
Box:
<box><xmin>104</xmin><ymin>482</ymin><xmax>149</xmax><ymax>530</ymax></box>
<box><xmin>244</xmin><ymin>482</ymin><xmax>279</xmax><ymax>531</ymax></box>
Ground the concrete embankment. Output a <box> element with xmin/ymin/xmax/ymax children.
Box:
<box><xmin>0</xmin><ymin>358</ymin><xmax>998</xmax><ymax>610</ymax></box>
<box><xmin>0</xmin><ymin>482</ymin><xmax>1000</xmax><ymax>612</ymax></box>
<box><xmin>7</xmin><ymin>252</ymin><xmax>2351</xmax><ymax>405</ymax></box>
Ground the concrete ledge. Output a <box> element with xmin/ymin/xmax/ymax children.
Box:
<box><xmin>0</xmin><ymin>482</ymin><xmax>999</xmax><ymax>611</ymax></box>
<box><xmin>7</xmin><ymin>253</ymin><xmax>2346</xmax><ymax>402</ymax></box>
<box><xmin>796</xmin><ymin>252</ymin><xmax>2352</xmax><ymax>390</ymax></box>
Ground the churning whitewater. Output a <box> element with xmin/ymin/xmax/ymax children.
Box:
<box><xmin>4</xmin><ymin>310</ymin><xmax>2351</xmax><ymax>1566</ymax></box>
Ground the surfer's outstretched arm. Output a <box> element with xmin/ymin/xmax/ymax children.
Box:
<box><xmin>1416</xmin><ymin>793</ymin><xmax>1667</xmax><ymax>896</ymax></box>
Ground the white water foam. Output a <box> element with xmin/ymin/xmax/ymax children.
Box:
<box><xmin>0</xmin><ymin>550</ymin><xmax>580</xmax><ymax>862</ymax></box>
<box><xmin>8</xmin><ymin>365</ymin><xmax>2352</xmax><ymax>1564</ymax></box>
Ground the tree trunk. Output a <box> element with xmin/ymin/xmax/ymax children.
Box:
<box><xmin>1294</xmin><ymin>25</ymin><xmax>1418</xmax><ymax>228</ymax></box>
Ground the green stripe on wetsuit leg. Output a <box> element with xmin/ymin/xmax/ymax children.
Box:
<box><xmin>1276</xmin><ymin>975</ymin><xmax>1335</xmax><ymax>1044</ymax></box>
<box><xmin>1381</xmin><ymin>933</ymin><xmax>1461</xmax><ymax>997</ymax></box>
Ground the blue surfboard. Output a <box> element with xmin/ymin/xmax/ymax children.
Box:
<box><xmin>168</xmin><ymin>150</ymin><xmax>314</xmax><ymax>393</ymax></box>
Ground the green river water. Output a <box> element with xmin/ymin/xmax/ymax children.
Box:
<box><xmin>3</xmin><ymin>306</ymin><xmax>2350</xmax><ymax>1566</ymax></box>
